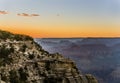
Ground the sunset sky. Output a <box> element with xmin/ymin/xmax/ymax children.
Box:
<box><xmin>0</xmin><ymin>0</ymin><xmax>120</xmax><ymax>38</ymax></box>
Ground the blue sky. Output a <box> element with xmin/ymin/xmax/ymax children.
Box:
<box><xmin>0</xmin><ymin>0</ymin><xmax>120</xmax><ymax>37</ymax></box>
<box><xmin>1</xmin><ymin>0</ymin><xmax>120</xmax><ymax>16</ymax></box>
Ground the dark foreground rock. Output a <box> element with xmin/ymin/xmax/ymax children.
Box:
<box><xmin>0</xmin><ymin>30</ymin><xmax>98</xmax><ymax>83</ymax></box>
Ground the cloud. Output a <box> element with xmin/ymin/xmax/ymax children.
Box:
<box><xmin>17</xmin><ymin>13</ymin><xmax>29</xmax><ymax>17</ymax></box>
<box><xmin>17</xmin><ymin>13</ymin><xmax>40</xmax><ymax>17</ymax></box>
<box><xmin>0</xmin><ymin>11</ymin><xmax>8</xmax><ymax>15</ymax></box>
<box><xmin>31</xmin><ymin>14</ymin><xmax>40</xmax><ymax>16</ymax></box>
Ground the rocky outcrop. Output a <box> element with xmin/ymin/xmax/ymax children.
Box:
<box><xmin>0</xmin><ymin>30</ymin><xmax>98</xmax><ymax>83</ymax></box>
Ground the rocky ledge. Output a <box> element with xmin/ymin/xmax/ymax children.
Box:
<box><xmin>0</xmin><ymin>30</ymin><xmax>98</xmax><ymax>83</ymax></box>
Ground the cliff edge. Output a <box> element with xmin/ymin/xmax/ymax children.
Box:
<box><xmin>0</xmin><ymin>30</ymin><xmax>98</xmax><ymax>83</ymax></box>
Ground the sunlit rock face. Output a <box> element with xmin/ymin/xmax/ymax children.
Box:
<box><xmin>0</xmin><ymin>30</ymin><xmax>98</xmax><ymax>83</ymax></box>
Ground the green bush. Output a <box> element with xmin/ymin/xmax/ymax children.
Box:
<box><xmin>9</xmin><ymin>70</ymin><xmax>20</xmax><ymax>83</ymax></box>
<box><xmin>29</xmin><ymin>54</ymin><xmax>35</xmax><ymax>59</ymax></box>
<box><xmin>20</xmin><ymin>44</ymin><xmax>27</xmax><ymax>52</ymax></box>
<box><xmin>18</xmin><ymin>68</ymin><xmax>28</xmax><ymax>82</ymax></box>
<box><xmin>0</xmin><ymin>45</ymin><xmax>14</xmax><ymax>66</ymax></box>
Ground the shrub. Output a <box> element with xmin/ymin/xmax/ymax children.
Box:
<box><xmin>18</xmin><ymin>68</ymin><xmax>28</xmax><ymax>82</ymax></box>
<box><xmin>29</xmin><ymin>54</ymin><xmax>35</xmax><ymax>59</ymax></box>
<box><xmin>9</xmin><ymin>70</ymin><xmax>20</xmax><ymax>83</ymax></box>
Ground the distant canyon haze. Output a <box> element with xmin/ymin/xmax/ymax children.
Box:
<box><xmin>35</xmin><ymin>38</ymin><xmax>120</xmax><ymax>83</ymax></box>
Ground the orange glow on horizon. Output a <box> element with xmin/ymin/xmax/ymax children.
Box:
<box><xmin>0</xmin><ymin>0</ymin><xmax>120</xmax><ymax>38</ymax></box>
<box><xmin>1</xmin><ymin>25</ymin><xmax>120</xmax><ymax>38</ymax></box>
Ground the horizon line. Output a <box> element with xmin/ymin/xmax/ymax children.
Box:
<box><xmin>34</xmin><ymin>37</ymin><xmax>120</xmax><ymax>39</ymax></box>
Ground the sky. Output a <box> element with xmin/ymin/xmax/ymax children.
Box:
<box><xmin>0</xmin><ymin>0</ymin><xmax>120</xmax><ymax>38</ymax></box>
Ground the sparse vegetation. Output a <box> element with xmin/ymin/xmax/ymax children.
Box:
<box><xmin>29</xmin><ymin>54</ymin><xmax>35</xmax><ymax>59</ymax></box>
<box><xmin>0</xmin><ymin>45</ymin><xmax>13</xmax><ymax>66</ymax></box>
<box><xmin>0</xmin><ymin>30</ymin><xmax>13</xmax><ymax>40</ymax></box>
<box><xmin>18</xmin><ymin>68</ymin><xmax>28</xmax><ymax>82</ymax></box>
<box><xmin>9</xmin><ymin>70</ymin><xmax>20</xmax><ymax>83</ymax></box>
<box><xmin>21</xmin><ymin>44</ymin><xmax>27</xmax><ymax>52</ymax></box>
<box><xmin>0</xmin><ymin>30</ymin><xmax>98</xmax><ymax>83</ymax></box>
<box><xmin>14</xmin><ymin>34</ymin><xmax>33</xmax><ymax>41</ymax></box>
<box><xmin>0</xmin><ymin>30</ymin><xmax>33</xmax><ymax>41</ymax></box>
